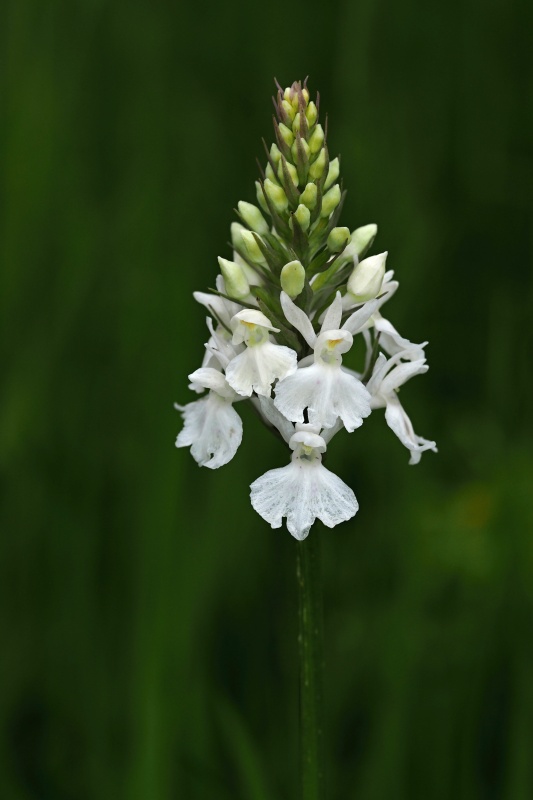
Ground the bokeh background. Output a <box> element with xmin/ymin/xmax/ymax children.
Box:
<box><xmin>2</xmin><ymin>0</ymin><xmax>533</xmax><ymax>798</ymax></box>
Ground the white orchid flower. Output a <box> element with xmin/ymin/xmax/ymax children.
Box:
<box><xmin>372</xmin><ymin>313</ymin><xmax>426</xmax><ymax>361</ymax></box>
<box><xmin>225</xmin><ymin>309</ymin><xmax>297</xmax><ymax>398</ymax></box>
<box><xmin>175</xmin><ymin>367</ymin><xmax>243</xmax><ymax>469</ymax></box>
<box><xmin>274</xmin><ymin>292</ymin><xmax>378</xmax><ymax>431</ymax></box>
<box><xmin>250</xmin><ymin>424</ymin><xmax>358</xmax><ymax>540</ymax></box>
<box><xmin>367</xmin><ymin>352</ymin><xmax>437</xmax><ymax>464</ymax></box>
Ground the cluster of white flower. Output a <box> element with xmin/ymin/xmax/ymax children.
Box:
<box><xmin>176</xmin><ymin>80</ymin><xmax>436</xmax><ymax>540</ymax></box>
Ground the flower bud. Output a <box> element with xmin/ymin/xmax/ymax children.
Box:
<box><xmin>349</xmin><ymin>223</ymin><xmax>378</xmax><ymax>257</ymax></box>
<box><xmin>280</xmin><ymin>260</ymin><xmax>306</xmax><ymax>299</ymax></box>
<box><xmin>270</xmin><ymin>143</ymin><xmax>282</xmax><ymax>166</ymax></box>
<box><xmin>265</xmin><ymin>163</ymin><xmax>279</xmax><ymax>184</ymax></box>
<box><xmin>291</xmin><ymin>136</ymin><xmax>310</xmax><ymax>164</ymax></box>
<box><xmin>278</xmin><ymin>123</ymin><xmax>294</xmax><ymax>148</ymax></box>
<box><xmin>278</xmin><ymin>159</ymin><xmax>298</xmax><ymax>189</ymax></box>
<box><xmin>241</xmin><ymin>230</ymin><xmax>266</xmax><ymax>264</ymax></box>
<box><xmin>238</xmin><ymin>201</ymin><xmax>269</xmax><ymax>235</ymax></box>
<box><xmin>300</xmin><ymin>182</ymin><xmax>318</xmax><ymax>210</ymax></box>
<box><xmin>218</xmin><ymin>256</ymin><xmax>250</xmax><ymax>301</ymax></box>
<box><xmin>324</xmin><ymin>157</ymin><xmax>340</xmax><ymax>190</ymax></box>
<box><xmin>264</xmin><ymin>178</ymin><xmax>289</xmax><ymax>212</ymax></box>
<box><xmin>309</xmin><ymin>148</ymin><xmax>327</xmax><ymax>181</ymax></box>
<box><xmin>281</xmin><ymin>99</ymin><xmax>295</xmax><ymax>121</ymax></box>
<box><xmin>294</xmin><ymin>203</ymin><xmax>311</xmax><ymax>231</ymax></box>
<box><xmin>231</xmin><ymin>221</ymin><xmax>246</xmax><ymax>250</ymax></box>
<box><xmin>255</xmin><ymin>181</ymin><xmax>269</xmax><ymax>214</ymax></box>
<box><xmin>306</xmin><ymin>101</ymin><xmax>318</xmax><ymax>127</ymax></box>
<box><xmin>308</xmin><ymin>124</ymin><xmax>324</xmax><ymax>155</ymax></box>
<box><xmin>347</xmin><ymin>252</ymin><xmax>387</xmax><ymax>302</ymax></box>
<box><xmin>320</xmin><ymin>184</ymin><xmax>341</xmax><ymax>217</ymax></box>
<box><xmin>327</xmin><ymin>226</ymin><xmax>350</xmax><ymax>253</ymax></box>
<box><xmin>292</xmin><ymin>112</ymin><xmax>301</xmax><ymax>135</ymax></box>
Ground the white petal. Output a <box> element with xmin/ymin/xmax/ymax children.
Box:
<box><xmin>250</xmin><ymin>460</ymin><xmax>358</xmax><ymax>540</ymax></box>
<box><xmin>274</xmin><ymin>363</ymin><xmax>371</xmax><ymax>431</ymax></box>
<box><xmin>380</xmin><ymin>358</ymin><xmax>428</xmax><ymax>395</ymax></box>
<box><xmin>342</xmin><ymin>298</ymin><xmax>380</xmax><ymax>335</ymax></box>
<box><xmin>175</xmin><ymin>394</ymin><xmax>243</xmax><ymax>469</ymax></box>
<box><xmin>225</xmin><ymin>341</ymin><xmax>297</xmax><ymax>397</ymax></box>
<box><xmin>373</xmin><ymin>314</ymin><xmax>426</xmax><ymax>360</ymax></box>
<box><xmin>256</xmin><ymin>395</ymin><xmax>295</xmax><ymax>443</ymax></box>
<box><xmin>384</xmin><ymin>394</ymin><xmax>437</xmax><ymax>464</ymax></box>
<box><xmin>366</xmin><ymin>353</ymin><xmax>389</xmax><ymax>399</ymax></box>
<box><xmin>280</xmin><ymin>291</ymin><xmax>317</xmax><ymax>347</ymax></box>
<box><xmin>187</xmin><ymin>367</ymin><xmax>238</xmax><ymax>400</ymax></box>
<box><xmin>320</xmin><ymin>292</ymin><xmax>343</xmax><ymax>333</ymax></box>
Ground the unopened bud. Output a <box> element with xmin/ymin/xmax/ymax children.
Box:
<box><xmin>308</xmin><ymin>124</ymin><xmax>324</xmax><ymax>155</ymax></box>
<box><xmin>270</xmin><ymin>143</ymin><xmax>282</xmax><ymax>166</ymax></box>
<box><xmin>238</xmin><ymin>201</ymin><xmax>269</xmax><ymax>235</ymax></box>
<box><xmin>302</xmin><ymin>87</ymin><xmax>310</xmax><ymax>103</ymax></box>
<box><xmin>280</xmin><ymin>260</ymin><xmax>306</xmax><ymax>299</ymax></box>
<box><xmin>278</xmin><ymin>159</ymin><xmax>298</xmax><ymax>189</ymax></box>
<box><xmin>324</xmin><ymin>157</ymin><xmax>340</xmax><ymax>190</ymax></box>
<box><xmin>278</xmin><ymin>123</ymin><xmax>294</xmax><ymax>147</ymax></box>
<box><xmin>327</xmin><ymin>226</ymin><xmax>350</xmax><ymax>253</ymax></box>
<box><xmin>320</xmin><ymin>184</ymin><xmax>341</xmax><ymax>217</ymax></box>
<box><xmin>309</xmin><ymin>148</ymin><xmax>327</xmax><ymax>181</ymax></box>
<box><xmin>281</xmin><ymin>99</ymin><xmax>295</xmax><ymax>121</ymax></box>
<box><xmin>349</xmin><ymin>224</ymin><xmax>378</xmax><ymax>257</ymax></box>
<box><xmin>294</xmin><ymin>204</ymin><xmax>311</xmax><ymax>231</ymax></box>
<box><xmin>347</xmin><ymin>252</ymin><xmax>387</xmax><ymax>302</ymax></box>
<box><xmin>264</xmin><ymin>178</ymin><xmax>289</xmax><ymax>213</ymax></box>
<box><xmin>306</xmin><ymin>101</ymin><xmax>318</xmax><ymax>127</ymax></box>
<box><xmin>300</xmin><ymin>182</ymin><xmax>318</xmax><ymax>209</ymax></box>
<box><xmin>255</xmin><ymin>181</ymin><xmax>269</xmax><ymax>214</ymax></box>
<box><xmin>218</xmin><ymin>256</ymin><xmax>250</xmax><ymax>300</ymax></box>
<box><xmin>292</xmin><ymin>112</ymin><xmax>301</xmax><ymax>135</ymax></box>
<box><xmin>231</xmin><ymin>221</ymin><xmax>246</xmax><ymax>250</ymax></box>
<box><xmin>240</xmin><ymin>230</ymin><xmax>266</xmax><ymax>264</ymax></box>
<box><xmin>291</xmin><ymin>136</ymin><xmax>310</xmax><ymax>164</ymax></box>
<box><xmin>265</xmin><ymin>163</ymin><xmax>279</xmax><ymax>184</ymax></box>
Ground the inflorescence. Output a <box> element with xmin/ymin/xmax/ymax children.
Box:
<box><xmin>175</xmin><ymin>79</ymin><xmax>437</xmax><ymax>539</ymax></box>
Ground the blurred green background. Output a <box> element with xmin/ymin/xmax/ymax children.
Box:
<box><xmin>2</xmin><ymin>0</ymin><xmax>533</xmax><ymax>798</ymax></box>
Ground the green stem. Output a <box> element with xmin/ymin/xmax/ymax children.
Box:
<box><xmin>296</xmin><ymin>535</ymin><xmax>325</xmax><ymax>800</ymax></box>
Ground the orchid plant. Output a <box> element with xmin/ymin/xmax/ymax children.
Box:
<box><xmin>175</xmin><ymin>79</ymin><xmax>436</xmax><ymax>798</ymax></box>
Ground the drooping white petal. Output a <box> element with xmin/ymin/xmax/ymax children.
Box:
<box><xmin>320</xmin><ymin>292</ymin><xmax>343</xmax><ymax>333</ymax></box>
<box><xmin>380</xmin><ymin>358</ymin><xmax>428</xmax><ymax>396</ymax></box>
<box><xmin>225</xmin><ymin>341</ymin><xmax>297</xmax><ymax>397</ymax></box>
<box><xmin>175</xmin><ymin>393</ymin><xmax>243</xmax><ymax>469</ymax></box>
<box><xmin>280</xmin><ymin>291</ymin><xmax>317</xmax><ymax>347</ymax></box>
<box><xmin>366</xmin><ymin>353</ymin><xmax>390</xmax><ymax>401</ymax></box>
<box><xmin>274</xmin><ymin>362</ymin><xmax>371</xmax><ymax>431</ymax></box>
<box><xmin>384</xmin><ymin>394</ymin><xmax>437</xmax><ymax>465</ymax></box>
<box><xmin>250</xmin><ymin>460</ymin><xmax>358</xmax><ymax>540</ymax></box>
<box><xmin>373</xmin><ymin>314</ymin><xmax>426</xmax><ymax>361</ymax></box>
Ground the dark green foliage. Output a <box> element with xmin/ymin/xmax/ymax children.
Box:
<box><xmin>1</xmin><ymin>0</ymin><xmax>533</xmax><ymax>798</ymax></box>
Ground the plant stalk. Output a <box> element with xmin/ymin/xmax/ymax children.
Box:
<box><xmin>296</xmin><ymin>534</ymin><xmax>325</xmax><ymax>800</ymax></box>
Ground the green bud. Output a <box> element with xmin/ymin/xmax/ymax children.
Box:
<box><xmin>264</xmin><ymin>178</ymin><xmax>289</xmax><ymax>212</ymax></box>
<box><xmin>349</xmin><ymin>223</ymin><xmax>378</xmax><ymax>257</ymax></box>
<box><xmin>300</xmin><ymin>182</ymin><xmax>318</xmax><ymax>210</ymax></box>
<box><xmin>278</xmin><ymin>123</ymin><xmax>294</xmax><ymax>148</ymax></box>
<box><xmin>265</xmin><ymin>163</ymin><xmax>279</xmax><ymax>184</ymax></box>
<box><xmin>347</xmin><ymin>252</ymin><xmax>387</xmax><ymax>302</ymax></box>
<box><xmin>231</xmin><ymin>221</ymin><xmax>246</xmax><ymax>250</ymax></box>
<box><xmin>292</xmin><ymin>112</ymin><xmax>301</xmax><ymax>134</ymax></box>
<box><xmin>324</xmin><ymin>157</ymin><xmax>340</xmax><ymax>190</ymax></box>
<box><xmin>327</xmin><ymin>226</ymin><xmax>350</xmax><ymax>252</ymax></box>
<box><xmin>320</xmin><ymin>184</ymin><xmax>341</xmax><ymax>217</ymax></box>
<box><xmin>241</xmin><ymin>230</ymin><xmax>266</xmax><ymax>264</ymax></box>
<box><xmin>280</xmin><ymin>260</ymin><xmax>306</xmax><ymax>299</ymax></box>
<box><xmin>218</xmin><ymin>256</ymin><xmax>250</xmax><ymax>300</ymax></box>
<box><xmin>306</xmin><ymin>101</ymin><xmax>318</xmax><ymax>127</ymax></box>
<box><xmin>255</xmin><ymin>181</ymin><xmax>269</xmax><ymax>214</ymax></box>
<box><xmin>308</xmin><ymin>124</ymin><xmax>324</xmax><ymax>155</ymax></box>
<box><xmin>294</xmin><ymin>203</ymin><xmax>311</xmax><ymax>231</ymax></box>
<box><xmin>291</xmin><ymin>136</ymin><xmax>310</xmax><ymax>164</ymax></box>
<box><xmin>281</xmin><ymin>99</ymin><xmax>296</xmax><ymax>121</ymax></box>
<box><xmin>309</xmin><ymin>148</ymin><xmax>327</xmax><ymax>181</ymax></box>
<box><xmin>278</xmin><ymin>159</ymin><xmax>298</xmax><ymax>189</ymax></box>
<box><xmin>238</xmin><ymin>201</ymin><xmax>269</xmax><ymax>234</ymax></box>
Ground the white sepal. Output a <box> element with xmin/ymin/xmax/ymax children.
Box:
<box><xmin>175</xmin><ymin>393</ymin><xmax>243</xmax><ymax>469</ymax></box>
